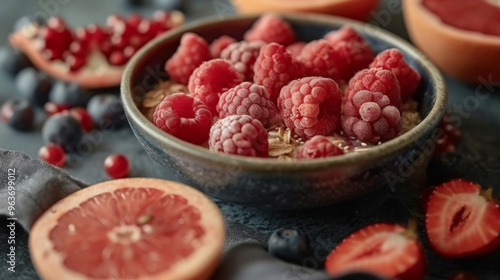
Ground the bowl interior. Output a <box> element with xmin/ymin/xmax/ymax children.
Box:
<box><xmin>122</xmin><ymin>14</ymin><xmax>447</xmax><ymax>172</ymax></box>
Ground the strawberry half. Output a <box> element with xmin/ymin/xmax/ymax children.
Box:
<box><xmin>325</xmin><ymin>222</ymin><xmax>426</xmax><ymax>280</ymax></box>
<box><xmin>426</xmin><ymin>179</ymin><xmax>500</xmax><ymax>258</ymax></box>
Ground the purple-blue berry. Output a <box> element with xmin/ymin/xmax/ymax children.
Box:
<box><xmin>1</xmin><ymin>98</ymin><xmax>34</xmax><ymax>131</ymax></box>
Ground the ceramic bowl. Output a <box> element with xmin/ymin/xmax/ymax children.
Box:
<box><xmin>121</xmin><ymin>14</ymin><xmax>447</xmax><ymax>209</ymax></box>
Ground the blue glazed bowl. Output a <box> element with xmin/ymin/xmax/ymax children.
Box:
<box><xmin>121</xmin><ymin>14</ymin><xmax>447</xmax><ymax>209</ymax></box>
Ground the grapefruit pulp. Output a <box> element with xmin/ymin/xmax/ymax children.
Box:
<box><xmin>29</xmin><ymin>178</ymin><xmax>225</xmax><ymax>280</ymax></box>
<box><xmin>403</xmin><ymin>0</ymin><xmax>500</xmax><ymax>83</ymax></box>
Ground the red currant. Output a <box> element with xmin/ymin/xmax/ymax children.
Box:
<box><xmin>104</xmin><ymin>154</ymin><xmax>129</xmax><ymax>179</ymax></box>
<box><xmin>39</xmin><ymin>144</ymin><xmax>66</xmax><ymax>167</ymax></box>
<box><xmin>69</xmin><ymin>107</ymin><xmax>93</xmax><ymax>132</ymax></box>
<box><xmin>44</xmin><ymin>102</ymin><xmax>70</xmax><ymax>116</ymax></box>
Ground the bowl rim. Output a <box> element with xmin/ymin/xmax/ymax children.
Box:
<box><xmin>121</xmin><ymin>13</ymin><xmax>448</xmax><ymax>172</ymax></box>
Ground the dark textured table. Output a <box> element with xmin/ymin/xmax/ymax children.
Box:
<box><xmin>1</xmin><ymin>0</ymin><xmax>500</xmax><ymax>279</ymax></box>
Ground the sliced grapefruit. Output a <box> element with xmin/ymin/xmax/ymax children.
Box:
<box><xmin>29</xmin><ymin>178</ymin><xmax>225</xmax><ymax>280</ymax></box>
<box><xmin>231</xmin><ymin>0</ymin><xmax>380</xmax><ymax>21</ymax></box>
<box><xmin>10</xmin><ymin>12</ymin><xmax>184</xmax><ymax>89</ymax></box>
<box><xmin>404</xmin><ymin>0</ymin><xmax>500</xmax><ymax>83</ymax></box>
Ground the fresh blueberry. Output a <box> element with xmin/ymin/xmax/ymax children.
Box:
<box><xmin>87</xmin><ymin>94</ymin><xmax>126</xmax><ymax>130</ymax></box>
<box><xmin>13</xmin><ymin>15</ymin><xmax>46</xmax><ymax>31</ymax></box>
<box><xmin>267</xmin><ymin>228</ymin><xmax>310</xmax><ymax>264</ymax></box>
<box><xmin>49</xmin><ymin>81</ymin><xmax>91</xmax><ymax>108</ymax></box>
<box><xmin>0</xmin><ymin>46</ymin><xmax>32</xmax><ymax>77</ymax></box>
<box><xmin>1</xmin><ymin>98</ymin><xmax>34</xmax><ymax>131</ymax></box>
<box><xmin>16</xmin><ymin>67</ymin><xmax>52</xmax><ymax>106</ymax></box>
<box><xmin>42</xmin><ymin>114</ymin><xmax>83</xmax><ymax>151</ymax></box>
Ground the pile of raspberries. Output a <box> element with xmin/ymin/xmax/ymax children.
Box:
<box><xmin>153</xmin><ymin>14</ymin><xmax>421</xmax><ymax>160</ymax></box>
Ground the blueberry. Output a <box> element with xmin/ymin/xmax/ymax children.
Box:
<box><xmin>16</xmin><ymin>68</ymin><xmax>52</xmax><ymax>106</ymax></box>
<box><xmin>427</xmin><ymin>153</ymin><xmax>486</xmax><ymax>186</ymax></box>
<box><xmin>49</xmin><ymin>81</ymin><xmax>90</xmax><ymax>107</ymax></box>
<box><xmin>1</xmin><ymin>98</ymin><xmax>34</xmax><ymax>131</ymax></box>
<box><xmin>267</xmin><ymin>228</ymin><xmax>310</xmax><ymax>264</ymax></box>
<box><xmin>13</xmin><ymin>15</ymin><xmax>46</xmax><ymax>31</ymax></box>
<box><xmin>0</xmin><ymin>46</ymin><xmax>32</xmax><ymax>77</ymax></box>
<box><xmin>42</xmin><ymin>114</ymin><xmax>83</xmax><ymax>151</ymax></box>
<box><xmin>87</xmin><ymin>94</ymin><xmax>126</xmax><ymax>130</ymax></box>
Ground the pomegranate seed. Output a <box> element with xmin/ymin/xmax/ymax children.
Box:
<box><xmin>434</xmin><ymin>114</ymin><xmax>461</xmax><ymax>156</ymax></box>
<box><xmin>66</xmin><ymin>54</ymin><xmax>87</xmax><ymax>72</ymax></box>
<box><xmin>69</xmin><ymin>107</ymin><xmax>93</xmax><ymax>132</ymax></box>
<box><xmin>44</xmin><ymin>102</ymin><xmax>70</xmax><ymax>116</ymax></box>
<box><xmin>104</xmin><ymin>154</ymin><xmax>129</xmax><ymax>178</ymax></box>
<box><xmin>109</xmin><ymin>51</ymin><xmax>127</xmax><ymax>65</ymax></box>
<box><xmin>127</xmin><ymin>14</ymin><xmax>143</xmax><ymax>28</ymax></box>
<box><xmin>106</xmin><ymin>14</ymin><xmax>125</xmax><ymax>28</ymax></box>
<box><xmin>69</xmin><ymin>41</ymin><xmax>88</xmax><ymax>57</ymax></box>
<box><xmin>39</xmin><ymin>143</ymin><xmax>66</xmax><ymax>167</ymax></box>
<box><xmin>123</xmin><ymin>46</ymin><xmax>136</xmax><ymax>59</ymax></box>
<box><xmin>47</xmin><ymin>17</ymin><xmax>67</xmax><ymax>31</ymax></box>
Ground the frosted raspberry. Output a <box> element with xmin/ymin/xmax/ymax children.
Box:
<box><xmin>369</xmin><ymin>48</ymin><xmax>421</xmax><ymax>102</ymax></box>
<box><xmin>342</xmin><ymin>90</ymin><xmax>401</xmax><ymax>143</ymax></box>
<box><xmin>297</xmin><ymin>39</ymin><xmax>343</xmax><ymax>82</ymax></box>
<box><xmin>220</xmin><ymin>41</ymin><xmax>265</xmax><ymax>81</ymax></box>
<box><xmin>165</xmin><ymin>33</ymin><xmax>211</xmax><ymax>85</ymax></box>
<box><xmin>153</xmin><ymin>93</ymin><xmax>212</xmax><ymax>145</ymax></box>
<box><xmin>209</xmin><ymin>115</ymin><xmax>268</xmax><ymax>157</ymax></box>
<box><xmin>210</xmin><ymin>35</ymin><xmax>236</xmax><ymax>58</ymax></box>
<box><xmin>253</xmin><ymin>43</ymin><xmax>305</xmax><ymax>103</ymax></box>
<box><xmin>286</xmin><ymin>41</ymin><xmax>306</xmax><ymax>59</ymax></box>
<box><xmin>324</xmin><ymin>26</ymin><xmax>375</xmax><ymax>81</ymax></box>
<box><xmin>277</xmin><ymin>77</ymin><xmax>342</xmax><ymax>139</ymax></box>
<box><xmin>297</xmin><ymin>135</ymin><xmax>344</xmax><ymax>160</ymax></box>
<box><xmin>188</xmin><ymin>59</ymin><xmax>244</xmax><ymax>115</ymax></box>
<box><xmin>244</xmin><ymin>14</ymin><xmax>296</xmax><ymax>46</ymax></box>
<box><xmin>344</xmin><ymin>68</ymin><xmax>402</xmax><ymax>110</ymax></box>
<box><xmin>217</xmin><ymin>82</ymin><xmax>278</xmax><ymax>128</ymax></box>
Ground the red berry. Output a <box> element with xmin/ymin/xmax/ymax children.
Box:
<box><xmin>325</xmin><ymin>222</ymin><xmax>426</xmax><ymax>280</ymax></box>
<box><xmin>286</xmin><ymin>41</ymin><xmax>306</xmax><ymax>59</ymax></box>
<box><xmin>220</xmin><ymin>41</ymin><xmax>265</xmax><ymax>81</ymax></box>
<box><xmin>434</xmin><ymin>114</ymin><xmax>461</xmax><ymax>156</ymax></box>
<box><xmin>277</xmin><ymin>77</ymin><xmax>342</xmax><ymax>139</ymax></box>
<box><xmin>253</xmin><ymin>43</ymin><xmax>304</xmax><ymax>102</ymax></box>
<box><xmin>69</xmin><ymin>107</ymin><xmax>93</xmax><ymax>132</ymax></box>
<box><xmin>153</xmin><ymin>93</ymin><xmax>212</xmax><ymax>145</ymax></box>
<box><xmin>369</xmin><ymin>48</ymin><xmax>421</xmax><ymax>102</ymax></box>
<box><xmin>44</xmin><ymin>102</ymin><xmax>70</xmax><ymax>116</ymax></box>
<box><xmin>324</xmin><ymin>26</ymin><xmax>375</xmax><ymax>81</ymax></box>
<box><xmin>244</xmin><ymin>14</ymin><xmax>296</xmax><ymax>46</ymax></box>
<box><xmin>165</xmin><ymin>33</ymin><xmax>212</xmax><ymax>85</ymax></box>
<box><xmin>188</xmin><ymin>59</ymin><xmax>244</xmax><ymax>115</ymax></box>
<box><xmin>297</xmin><ymin>39</ymin><xmax>343</xmax><ymax>82</ymax></box>
<box><xmin>448</xmin><ymin>271</ymin><xmax>477</xmax><ymax>280</ymax></box>
<box><xmin>344</xmin><ymin>67</ymin><xmax>402</xmax><ymax>110</ymax></box>
<box><xmin>217</xmin><ymin>82</ymin><xmax>278</xmax><ymax>128</ymax></box>
<box><xmin>209</xmin><ymin>115</ymin><xmax>268</xmax><ymax>157</ymax></box>
<box><xmin>297</xmin><ymin>136</ymin><xmax>343</xmax><ymax>160</ymax></box>
<box><xmin>108</xmin><ymin>50</ymin><xmax>127</xmax><ymax>66</ymax></box>
<box><xmin>210</xmin><ymin>35</ymin><xmax>236</xmax><ymax>58</ymax></box>
<box><xmin>342</xmin><ymin>90</ymin><xmax>401</xmax><ymax>143</ymax></box>
<box><xmin>426</xmin><ymin>179</ymin><xmax>500</xmax><ymax>258</ymax></box>
<box><xmin>39</xmin><ymin>143</ymin><xmax>66</xmax><ymax>167</ymax></box>
<box><xmin>104</xmin><ymin>154</ymin><xmax>129</xmax><ymax>179</ymax></box>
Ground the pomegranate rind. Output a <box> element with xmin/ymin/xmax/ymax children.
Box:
<box><xmin>231</xmin><ymin>0</ymin><xmax>380</xmax><ymax>21</ymax></box>
<box><xmin>29</xmin><ymin>178</ymin><xmax>225</xmax><ymax>280</ymax></box>
<box><xmin>403</xmin><ymin>0</ymin><xmax>500</xmax><ymax>83</ymax></box>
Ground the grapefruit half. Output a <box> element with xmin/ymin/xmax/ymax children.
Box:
<box><xmin>29</xmin><ymin>178</ymin><xmax>225</xmax><ymax>280</ymax></box>
<box><xmin>404</xmin><ymin>0</ymin><xmax>500</xmax><ymax>83</ymax></box>
<box><xmin>231</xmin><ymin>0</ymin><xmax>380</xmax><ymax>21</ymax></box>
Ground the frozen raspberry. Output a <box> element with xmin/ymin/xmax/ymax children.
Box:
<box><xmin>217</xmin><ymin>82</ymin><xmax>278</xmax><ymax>128</ymax></box>
<box><xmin>369</xmin><ymin>48</ymin><xmax>421</xmax><ymax>102</ymax></box>
<box><xmin>244</xmin><ymin>14</ymin><xmax>296</xmax><ymax>46</ymax></box>
<box><xmin>297</xmin><ymin>135</ymin><xmax>344</xmax><ymax>160</ymax></box>
<box><xmin>297</xmin><ymin>39</ymin><xmax>343</xmax><ymax>82</ymax></box>
<box><xmin>324</xmin><ymin>26</ymin><xmax>375</xmax><ymax>81</ymax></box>
<box><xmin>344</xmin><ymin>68</ymin><xmax>402</xmax><ymax>110</ymax></box>
<box><xmin>165</xmin><ymin>33</ymin><xmax>211</xmax><ymax>84</ymax></box>
<box><xmin>153</xmin><ymin>93</ymin><xmax>212</xmax><ymax>145</ymax></box>
<box><xmin>209</xmin><ymin>115</ymin><xmax>268</xmax><ymax>157</ymax></box>
<box><xmin>220</xmin><ymin>41</ymin><xmax>265</xmax><ymax>81</ymax></box>
<box><xmin>188</xmin><ymin>59</ymin><xmax>244</xmax><ymax>115</ymax></box>
<box><xmin>342</xmin><ymin>90</ymin><xmax>401</xmax><ymax>143</ymax></box>
<box><xmin>286</xmin><ymin>41</ymin><xmax>306</xmax><ymax>59</ymax></box>
<box><xmin>210</xmin><ymin>35</ymin><xmax>236</xmax><ymax>58</ymax></box>
<box><xmin>253</xmin><ymin>43</ymin><xmax>305</xmax><ymax>103</ymax></box>
<box><xmin>278</xmin><ymin>77</ymin><xmax>342</xmax><ymax>139</ymax></box>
